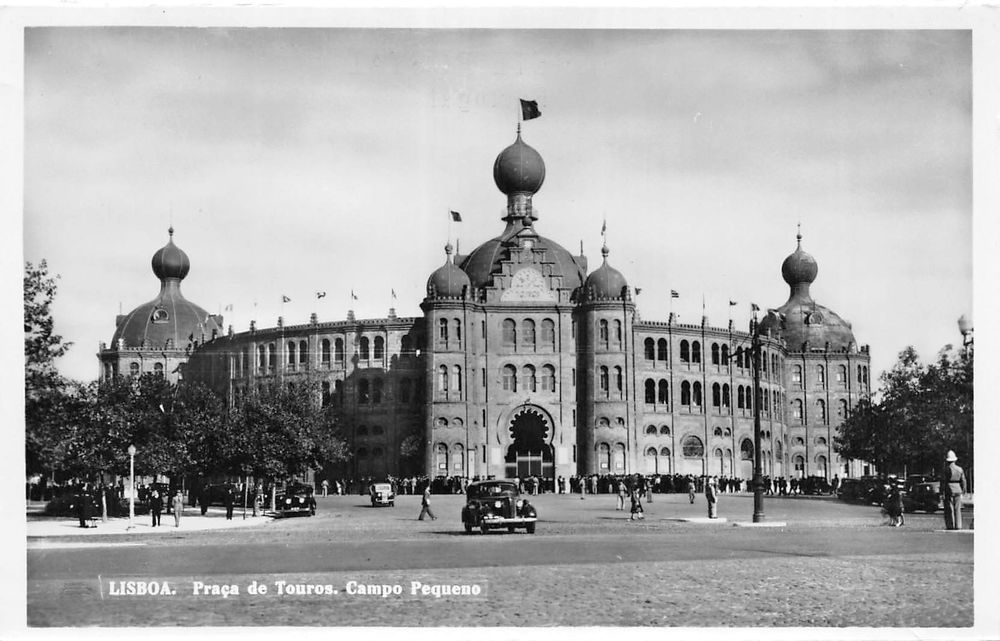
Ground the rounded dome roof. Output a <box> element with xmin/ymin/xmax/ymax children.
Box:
<box><xmin>461</xmin><ymin>233</ymin><xmax>584</xmax><ymax>291</ymax></box>
<box><xmin>584</xmin><ymin>245</ymin><xmax>629</xmax><ymax>299</ymax></box>
<box><xmin>493</xmin><ymin>129</ymin><xmax>546</xmax><ymax>195</ymax></box>
<box><xmin>151</xmin><ymin>227</ymin><xmax>191</xmax><ymax>280</ymax></box>
<box><xmin>426</xmin><ymin>243</ymin><xmax>471</xmax><ymax>298</ymax></box>
<box><xmin>111</xmin><ymin>228</ymin><xmax>221</xmax><ymax>349</ymax></box>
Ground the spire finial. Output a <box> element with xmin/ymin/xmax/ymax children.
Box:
<box><xmin>444</xmin><ymin>242</ymin><xmax>454</xmax><ymax>261</ymax></box>
<box><xmin>516</xmin><ymin>121</ymin><xmax>522</xmax><ymax>138</ymax></box>
<box><xmin>796</xmin><ymin>222</ymin><xmax>802</xmax><ymax>247</ymax></box>
<box><xmin>168</xmin><ymin>226</ymin><xmax>174</xmax><ymax>239</ymax></box>
<box><xmin>601</xmin><ymin>243</ymin><xmax>610</xmax><ymax>261</ymax></box>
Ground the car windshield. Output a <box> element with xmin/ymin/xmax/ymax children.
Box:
<box><xmin>469</xmin><ymin>483</ymin><xmax>517</xmax><ymax>498</ymax></box>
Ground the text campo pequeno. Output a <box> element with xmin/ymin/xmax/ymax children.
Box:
<box><xmin>108</xmin><ymin>579</ymin><xmax>484</xmax><ymax>598</ymax></box>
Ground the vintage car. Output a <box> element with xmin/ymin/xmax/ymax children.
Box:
<box><xmin>461</xmin><ymin>480</ymin><xmax>537</xmax><ymax>534</ymax></box>
<box><xmin>269</xmin><ymin>483</ymin><xmax>316</xmax><ymax>517</ymax></box>
<box><xmin>369</xmin><ymin>482</ymin><xmax>395</xmax><ymax>507</ymax></box>
<box><xmin>902</xmin><ymin>478</ymin><xmax>942</xmax><ymax>513</ymax></box>
<box><xmin>836</xmin><ymin>478</ymin><xmax>862</xmax><ymax>502</ymax></box>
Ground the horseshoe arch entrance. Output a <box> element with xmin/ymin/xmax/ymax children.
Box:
<box><xmin>504</xmin><ymin>406</ymin><xmax>554</xmax><ymax>480</ymax></box>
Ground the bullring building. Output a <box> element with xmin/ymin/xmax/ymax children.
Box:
<box><xmin>100</xmin><ymin>127</ymin><xmax>872</xmax><ymax>482</ymax></box>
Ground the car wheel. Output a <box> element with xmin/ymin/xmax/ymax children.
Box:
<box><xmin>526</xmin><ymin>523</ymin><xmax>536</xmax><ymax>534</ymax></box>
<box><xmin>480</xmin><ymin>524</ymin><xmax>489</xmax><ymax>535</ymax></box>
<box><xmin>464</xmin><ymin>521</ymin><xmax>472</xmax><ymax>534</ymax></box>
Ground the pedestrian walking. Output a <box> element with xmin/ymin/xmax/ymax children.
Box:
<box><xmin>687</xmin><ymin>477</ymin><xmax>696</xmax><ymax>504</ymax></box>
<box><xmin>616</xmin><ymin>481</ymin><xmax>627</xmax><ymax>510</ymax></box>
<box><xmin>940</xmin><ymin>450</ymin><xmax>966</xmax><ymax>530</ymax></box>
<box><xmin>629</xmin><ymin>488</ymin><xmax>644</xmax><ymax>521</ymax></box>
<box><xmin>321</xmin><ymin>479</ymin><xmax>329</xmax><ymax>497</ymax></box>
<box><xmin>883</xmin><ymin>484</ymin><xmax>904</xmax><ymax>527</ymax></box>
<box><xmin>224</xmin><ymin>486</ymin><xmax>235</xmax><ymax>520</ymax></box>
<box><xmin>417</xmin><ymin>486</ymin><xmax>437</xmax><ymax>521</ymax></box>
<box><xmin>172</xmin><ymin>491</ymin><xmax>184</xmax><ymax>527</ymax></box>
<box><xmin>706</xmin><ymin>477</ymin><xmax>719</xmax><ymax>519</ymax></box>
<box><xmin>149</xmin><ymin>489</ymin><xmax>162</xmax><ymax>527</ymax></box>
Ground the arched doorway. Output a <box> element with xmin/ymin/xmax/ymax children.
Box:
<box><xmin>505</xmin><ymin>406</ymin><xmax>554</xmax><ymax>480</ymax></box>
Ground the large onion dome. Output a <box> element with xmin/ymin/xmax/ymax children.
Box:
<box><xmin>583</xmin><ymin>244</ymin><xmax>629</xmax><ymax>299</ymax></box>
<box><xmin>493</xmin><ymin>127</ymin><xmax>546</xmax><ymax>196</ymax></box>
<box><xmin>110</xmin><ymin>228</ymin><xmax>222</xmax><ymax>349</ymax></box>
<box><xmin>426</xmin><ymin>243</ymin><xmax>471</xmax><ymax>298</ymax></box>
<box><xmin>760</xmin><ymin>231</ymin><xmax>857</xmax><ymax>351</ymax></box>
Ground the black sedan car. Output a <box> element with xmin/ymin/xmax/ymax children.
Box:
<box><xmin>268</xmin><ymin>483</ymin><xmax>316</xmax><ymax>517</ymax></box>
<box><xmin>461</xmin><ymin>480</ymin><xmax>537</xmax><ymax>534</ymax></box>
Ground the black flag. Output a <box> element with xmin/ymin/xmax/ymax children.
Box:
<box><xmin>520</xmin><ymin>99</ymin><xmax>541</xmax><ymax>121</ymax></box>
<box><xmin>450</xmin><ymin>210</ymin><xmax>462</xmax><ymax>222</ymax></box>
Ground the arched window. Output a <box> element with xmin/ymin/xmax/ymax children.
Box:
<box><xmin>837</xmin><ymin>399</ymin><xmax>849</xmax><ymax>419</ymax></box>
<box><xmin>817</xmin><ymin>399</ymin><xmax>826</xmax><ymax>423</ymax></box>
<box><xmin>541</xmin><ymin>319</ymin><xmax>555</xmax><ymax>348</ymax></box>
<box><xmin>597</xmin><ymin>417</ymin><xmax>611</xmax><ymax>428</ymax></box>
<box><xmin>358</xmin><ymin>378</ymin><xmax>370</xmax><ymax>403</ymax></box>
<box><xmin>712</xmin><ymin>383</ymin><xmax>721</xmax><ymax>407</ymax></box>
<box><xmin>502</xmin><ymin>365</ymin><xmax>517</xmax><ymax>391</ymax></box>
<box><xmin>693</xmin><ymin>381</ymin><xmax>703</xmax><ymax>406</ymax></box>
<box><xmin>659</xmin><ymin>425</ymin><xmax>670</xmax><ymax>435</ymax></box>
<box><xmin>153</xmin><ymin>362</ymin><xmax>163</xmax><ymax>376</ymax></box>
<box><xmin>711</xmin><ymin>343</ymin><xmax>720</xmax><ymax>365</ymax></box>
<box><xmin>680</xmin><ymin>340</ymin><xmax>690</xmax><ymax>363</ymax></box>
<box><xmin>657</xmin><ymin>379</ymin><xmax>669</xmax><ymax>405</ymax></box>
<box><xmin>541</xmin><ymin>365</ymin><xmax>556</xmax><ymax>392</ymax></box>
<box><xmin>129</xmin><ymin>362</ymin><xmax>140</xmax><ymax>376</ymax></box>
<box><xmin>816</xmin><ymin>455</ymin><xmax>828</xmax><ymax>478</ymax></box>
<box><xmin>816</xmin><ymin>436</ymin><xmax>828</xmax><ymax>447</ymax></box>
<box><xmin>437</xmin><ymin>365</ymin><xmax>448</xmax><ymax>391</ymax></box>
<box><xmin>837</xmin><ymin>364</ymin><xmax>847</xmax><ymax>388</ymax></box>
<box><xmin>258</xmin><ymin>345</ymin><xmax>266</xmax><ymax>370</ymax></box>
<box><xmin>435</xmin><ymin>417</ymin><xmax>448</xmax><ymax>428</ymax></box>
<box><xmin>613</xmin><ymin>320</ymin><xmax>622</xmax><ymax>347</ymax></box>
<box><xmin>792</xmin><ymin>399</ymin><xmax>803</xmax><ymax>421</ymax></box>
<box><xmin>692</xmin><ymin>341</ymin><xmax>701</xmax><ymax>363</ymax></box>
<box><xmin>522</xmin><ymin>319</ymin><xmax>536</xmax><ymax>348</ymax></box>
<box><xmin>358</xmin><ymin>425</ymin><xmax>369</xmax><ymax>436</ymax></box>
<box><xmin>735</xmin><ymin>346</ymin><xmax>744</xmax><ymax>369</ymax></box>
<box><xmin>334</xmin><ymin>338</ymin><xmax>345</xmax><ymax>364</ymax></box>
<box><xmin>452</xmin><ymin>443</ymin><xmax>465</xmax><ymax>474</ymax></box>
<box><xmin>334</xmin><ymin>379</ymin><xmax>343</xmax><ymax>405</ymax></box>
<box><xmin>816</xmin><ymin>365</ymin><xmax>826</xmax><ymax>388</ymax></box>
<box><xmin>793</xmin><ymin>455</ymin><xmax>805</xmax><ymax>476</ymax></box>
<box><xmin>761</xmin><ymin>350</ymin><xmax>768</xmax><ymax>374</ymax></box>
<box><xmin>451</xmin><ymin>365</ymin><xmax>462</xmax><ymax>393</ymax></box>
<box><xmin>794</xmin><ymin>437</ymin><xmax>805</xmax><ymax>446</ymax></box>
<box><xmin>357</xmin><ymin>447</ymin><xmax>369</xmax><ymax>461</ymax></box>
<box><xmin>267</xmin><ymin>343</ymin><xmax>276</xmax><ymax>371</ymax></box>
<box><xmin>502</xmin><ymin>319</ymin><xmax>516</xmax><ymax>345</ymax></box>
<box><xmin>657</xmin><ymin>338</ymin><xmax>668</xmax><ymax>361</ymax></box>
<box><xmin>614</xmin><ymin>366</ymin><xmax>623</xmax><ymax>394</ymax></box>
<box><xmin>792</xmin><ymin>364</ymin><xmax>802</xmax><ymax>388</ymax></box>
<box><xmin>713</xmin><ymin>427</ymin><xmax>723</xmax><ymax>437</ymax></box>
<box><xmin>740</xmin><ymin>438</ymin><xmax>753</xmax><ymax>460</ymax></box>
<box><xmin>372</xmin><ymin>378</ymin><xmax>383</xmax><ymax>404</ymax></box>
<box><xmin>745</xmin><ymin>386</ymin><xmax>753</xmax><ymax>410</ymax></box>
<box><xmin>660</xmin><ymin>447</ymin><xmax>671</xmax><ymax>457</ymax></box>
<box><xmin>644</xmin><ymin>338</ymin><xmax>655</xmax><ymax>360</ymax></box>
<box><xmin>599</xmin><ymin>319</ymin><xmax>609</xmax><ymax>348</ymax></box>
<box><xmin>438</xmin><ymin>318</ymin><xmax>449</xmax><ymax>345</ymax></box>
<box><xmin>435</xmin><ymin>443</ymin><xmax>448</xmax><ymax>473</ymax></box>
<box><xmin>453</xmin><ymin>319</ymin><xmax>462</xmax><ymax>343</ymax></box>
<box><xmin>682</xmin><ymin>435</ymin><xmax>704</xmax><ymax>458</ymax></box>
<box><xmin>374</xmin><ymin>336</ymin><xmax>385</xmax><ymax>361</ymax></box>
<box><xmin>645</xmin><ymin>425</ymin><xmax>657</xmax><ymax>435</ymax></box>
<box><xmin>722</xmin><ymin>384</ymin><xmax>731</xmax><ymax>409</ymax></box>
<box><xmin>644</xmin><ymin>379</ymin><xmax>656</xmax><ymax>404</ymax></box>
<box><xmin>321</xmin><ymin>381</ymin><xmax>331</xmax><ymax>407</ymax></box>
<box><xmin>721</xmin><ymin>344</ymin><xmax>730</xmax><ymax>364</ymax></box>
<box><xmin>857</xmin><ymin>365</ymin><xmax>863</xmax><ymax>384</ymax></box>
<box><xmin>862</xmin><ymin>366</ymin><xmax>869</xmax><ymax>386</ymax></box>
<box><xmin>401</xmin><ymin>335</ymin><xmax>413</xmax><ymax>356</ymax></box>
<box><xmin>681</xmin><ymin>381</ymin><xmax>691</xmax><ymax>406</ymax></box>
<box><xmin>522</xmin><ymin>365</ymin><xmax>536</xmax><ymax>392</ymax></box>
<box><xmin>359</xmin><ymin>337</ymin><xmax>370</xmax><ymax>360</ymax></box>
<box><xmin>646</xmin><ymin>446</ymin><xmax>658</xmax><ymax>457</ymax></box>
<box><xmin>299</xmin><ymin>340</ymin><xmax>308</xmax><ymax>365</ymax></box>
<box><xmin>737</xmin><ymin>386</ymin><xmax>745</xmax><ymax>409</ymax></box>
<box><xmin>287</xmin><ymin>341</ymin><xmax>296</xmax><ymax>366</ymax></box>
<box><xmin>599</xmin><ymin>366</ymin><xmax>609</xmax><ymax>396</ymax></box>
<box><xmin>321</xmin><ymin>339</ymin><xmax>331</xmax><ymax>365</ymax></box>
<box><xmin>597</xmin><ymin>442</ymin><xmax>611</xmax><ymax>471</ymax></box>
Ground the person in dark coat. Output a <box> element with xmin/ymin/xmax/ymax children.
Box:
<box><xmin>629</xmin><ymin>488</ymin><xmax>644</xmax><ymax>521</ymax></box>
<box><xmin>149</xmin><ymin>489</ymin><xmax>162</xmax><ymax>527</ymax></box>
<box><xmin>417</xmin><ymin>485</ymin><xmax>436</xmax><ymax>521</ymax></box>
<box><xmin>224</xmin><ymin>486</ymin><xmax>235</xmax><ymax>520</ymax></box>
<box><xmin>75</xmin><ymin>486</ymin><xmax>91</xmax><ymax>528</ymax></box>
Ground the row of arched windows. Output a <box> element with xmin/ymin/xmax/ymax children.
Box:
<box><xmin>597</xmin><ymin>365</ymin><xmax>624</xmax><ymax>397</ymax></box>
<box><xmin>434</xmin><ymin>417</ymin><xmax>465</xmax><ymax>428</ymax></box>
<box><xmin>353</xmin><ymin>377</ymin><xmax>422</xmax><ymax>405</ymax></box>
<box><xmin>127</xmin><ymin>362</ymin><xmax>165</xmax><ymax>376</ymax></box>
<box><xmin>790</xmin><ymin>398</ymin><xmax>849</xmax><ymax>424</ymax></box>
<box><xmin>597</xmin><ymin>319</ymin><xmax>623</xmax><ymax>350</ymax></box>
<box><xmin>500</xmin><ymin>364</ymin><xmax>558</xmax><ymax>393</ymax></box>
<box><xmin>641</xmin><ymin>338</ymin><xmax>782</xmax><ymax>379</ymax></box>
<box><xmin>644</xmin><ymin>425</ymin><xmax>672</xmax><ymax>435</ymax></box>
<box><xmin>502</xmin><ymin>318</ymin><xmax>557</xmax><ymax>350</ymax></box>
<box><xmin>437</xmin><ymin>318</ymin><xmax>462</xmax><ymax>347</ymax></box>
<box><xmin>356</xmin><ymin>424</ymin><xmax>385</xmax><ymax>437</ymax></box>
<box><xmin>437</xmin><ymin>365</ymin><xmax>463</xmax><ymax>394</ymax></box>
<box><xmin>435</xmin><ymin>443</ymin><xmax>466</xmax><ymax>474</ymax></box>
<box><xmin>791</xmin><ymin>363</ymin><xmax>853</xmax><ymax>390</ymax></box>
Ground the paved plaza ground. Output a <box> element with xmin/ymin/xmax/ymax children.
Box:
<box><xmin>24</xmin><ymin>491</ymin><xmax>977</xmax><ymax>630</ymax></box>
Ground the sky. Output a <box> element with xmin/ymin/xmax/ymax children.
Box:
<box><xmin>22</xmin><ymin>27</ymin><xmax>973</xmax><ymax>385</ymax></box>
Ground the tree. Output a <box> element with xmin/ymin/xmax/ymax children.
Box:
<box><xmin>834</xmin><ymin>344</ymin><xmax>973</xmax><ymax>483</ymax></box>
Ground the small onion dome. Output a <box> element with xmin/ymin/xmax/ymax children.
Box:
<box><xmin>151</xmin><ymin>226</ymin><xmax>191</xmax><ymax>281</ymax></box>
<box><xmin>493</xmin><ymin>128</ymin><xmax>546</xmax><ymax>195</ymax></box>
<box><xmin>584</xmin><ymin>245</ymin><xmax>629</xmax><ymax>299</ymax></box>
<box><xmin>781</xmin><ymin>231</ymin><xmax>818</xmax><ymax>288</ymax></box>
<box><xmin>426</xmin><ymin>243</ymin><xmax>471</xmax><ymax>298</ymax></box>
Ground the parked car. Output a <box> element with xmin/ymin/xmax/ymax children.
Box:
<box><xmin>836</xmin><ymin>478</ymin><xmax>862</xmax><ymax>502</ymax></box>
<box><xmin>269</xmin><ymin>482</ymin><xmax>316</xmax><ymax>517</ymax></box>
<box><xmin>369</xmin><ymin>482</ymin><xmax>395</xmax><ymax>507</ymax></box>
<box><xmin>461</xmin><ymin>480</ymin><xmax>537</xmax><ymax>535</ymax></box>
<box><xmin>903</xmin><ymin>478</ymin><xmax>942</xmax><ymax>513</ymax></box>
<box><xmin>799</xmin><ymin>476</ymin><xmax>832</xmax><ymax>495</ymax></box>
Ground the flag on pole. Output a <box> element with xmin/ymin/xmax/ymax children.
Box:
<box><xmin>520</xmin><ymin>99</ymin><xmax>541</xmax><ymax>121</ymax></box>
<box><xmin>316</xmin><ymin>291</ymin><xmax>326</xmax><ymax>299</ymax></box>
<box><xmin>601</xmin><ymin>219</ymin><xmax>606</xmax><ymax>236</ymax></box>
<box><xmin>351</xmin><ymin>290</ymin><xmax>358</xmax><ymax>301</ymax></box>
<box><xmin>635</xmin><ymin>287</ymin><xmax>642</xmax><ymax>295</ymax></box>
<box><xmin>670</xmin><ymin>290</ymin><xmax>680</xmax><ymax>299</ymax></box>
<box><xmin>391</xmin><ymin>289</ymin><xmax>397</xmax><ymax>299</ymax></box>
<box><xmin>224</xmin><ymin>304</ymin><xmax>233</xmax><ymax>311</ymax></box>
<box><xmin>751</xmin><ymin>303</ymin><xmax>760</xmax><ymax>312</ymax></box>
<box><xmin>729</xmin><ymin>300</ymin><xmax>737</xmax><ymax>306</ymax></box>
<box><xmin>281</xmin><ymin>295</ymin><xmax>291</xmax><ymax>303</ymax></box>
<box><xmin>450</xmin><ymin>210</ymin><xmax>462</xmax><ymax>222</ymax></box>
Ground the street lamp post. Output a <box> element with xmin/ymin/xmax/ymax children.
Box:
<box><xmin>127</xmin><ymin>444</ymin><xmax>137</xmax><ymax>529</ymax></box>
<box><xmin>957</xmin><ymin>314</ymin><xmax>973</xmax><ymax>353</ymax></box>
<box><xmin>750</xmin><ymin>311</ymin><xmax>766</xmax><ymax>523</ymax></box>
